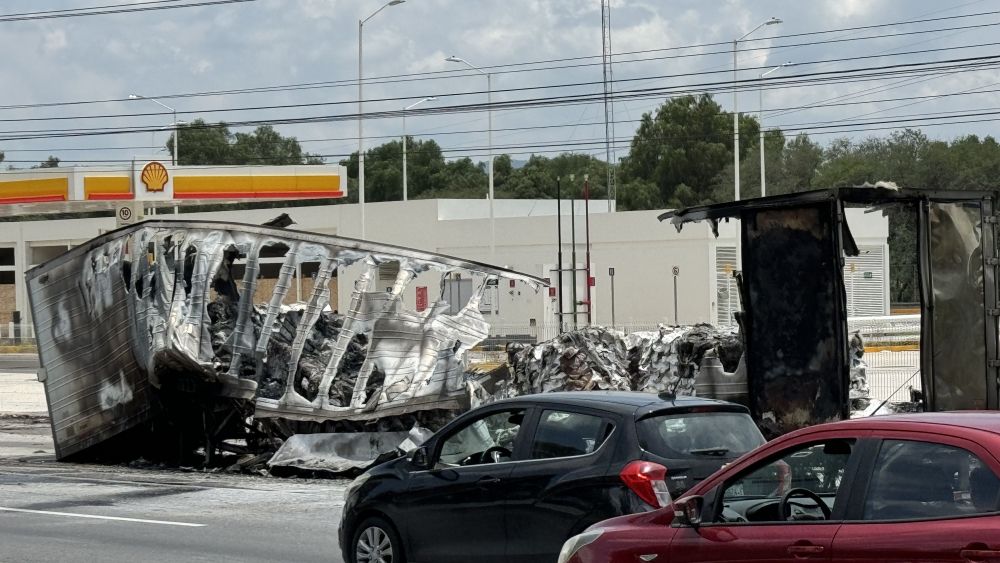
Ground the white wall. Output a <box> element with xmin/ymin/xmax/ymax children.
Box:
<box><xmin>0</xmin><ymin>200</ymin><xmax>890</xmax><ymax>329</ymax></box>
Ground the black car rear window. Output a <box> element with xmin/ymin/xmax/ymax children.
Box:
<box><xmin>529</xmin><ymin>410</ymin><xmax>610</xmax><ymax>460</ymax></box>
<box><xmin>638</xmin><ymin>411</ymin><xmax>765</xmax><ymax>459</ymax></box>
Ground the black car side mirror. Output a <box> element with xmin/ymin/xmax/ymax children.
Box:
<box><xmin>409</xmin><ymin>446</ymin><xmax>431</xmax><ymax>470</ymax></box>
<box><xmin>673</xmin><ymin>495</ymin><xmax>705</xmax><ymax>528</ymax></box>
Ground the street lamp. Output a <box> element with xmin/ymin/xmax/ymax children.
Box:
<box><xmin>129</xmin><ymin>93</ymin><xmax>179</xmax><ymax>165</ymax></box>
<box><xmin>402</xmin><ymin>96</ymin><xmax>436</xmax><ymax>201</ymax></box>
<box><xmin>446</xmin><ymin>55</ymin><xmax>495</xmax><ymax>260</ymax></box>
<box><xmin>359</xmin><ymin>0</ymin><xmax>405</xmax><ymax>240</ymax></box>
<box><xmin>732</xmin><ymin>16</ymin><xmax>781</xmax><ymax>203</ymax></box>
<box><xmin>759</xmin><ymin>61</ymin><xmax>793</xmax><ymax>197</ymax></box>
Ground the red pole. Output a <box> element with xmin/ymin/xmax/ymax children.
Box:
<box><xmin>584</xmin><ymin>175</ymin><xmax>592</xmax><ymax>326</ymax></box>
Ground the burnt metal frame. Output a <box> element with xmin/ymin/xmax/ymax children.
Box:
<box><xmin>26</xmin><ymin>219</ymin><xmax>546</xmax><ymax>459</ymax></box>
<box><xmin>660</xmin><ymin>187</ymin><xmax>1000</xmax><ymax>414</ymax></box>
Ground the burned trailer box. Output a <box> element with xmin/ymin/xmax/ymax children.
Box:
<box><xmin>662</xmin><ymin>187</ymin><xmax>1000</xmax><ymax>436</ymax></box>
<box><xmin>25</xmin><ymin>220</ymin><xmax>543</xmax><ymax>460</ymax></box>
<box><xmin>740</xmin><ymin>203</ymin><xmax>850</xmax><ymax>435</ymax></box>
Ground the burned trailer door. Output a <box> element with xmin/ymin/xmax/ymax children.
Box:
<box><xmin>740</xmin><ymin>201</ymin><xmax>850</xmax><ymax>437</ymax></box>
<box><xmin>919</xmin><ymin>198</ymin><xmax>998</xmax><ymax>410</ymax></box>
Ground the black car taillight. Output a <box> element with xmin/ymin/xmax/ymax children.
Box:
<box><xmin>619</xmin><ymin>460</ymin><xmax>672</xmax><ymax>508</ymax></box>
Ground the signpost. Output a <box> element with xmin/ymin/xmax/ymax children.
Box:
<box><xmin>672</xmin><ymin>265</ymin><xmax>680</xmax><ymax>325</ymax></box>
<box><xmin>609</xmin><ymin>267</ymin><xmax>616</xmax><ymax>329</ymax></box>
<box><xmin>115</xmin><ymin>202</ymin><xmax>143</xmax><ymax>228</ymax></box>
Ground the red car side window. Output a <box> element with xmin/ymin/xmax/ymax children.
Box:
<box><xmin>864</xmin><ymin>439</ymin><xmax>1000</xmax><ymax>521</ymax></box>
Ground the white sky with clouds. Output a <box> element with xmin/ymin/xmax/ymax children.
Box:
<box><xmin>0</xmin><ymin>0</ymin><xmax>998</xmax><ymax>168</ymax></box>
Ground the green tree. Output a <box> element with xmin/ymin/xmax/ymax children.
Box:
<box><xmin>231</xmin><ymin>125</ymin><xmax>310</xmax><ymax>165</ymax></box>
<box><xmin>33</xmin><ymin>156</ymin><xmax>60</xmax><ymax>168</ymax></box>
<box><xmin>339</xmin><ymin>138</ymin><xmax>453</xmax><ymax>203</ymax></box>
<box><xmin>620</xmin><ymin>94</ymin><xmax>759</xmax><ymax>209</ymax></box>
<box><xmin>499</xmin><ymin>153</ymin><xmax>609</xmax><ymax>200</ymax></box>
<box><xmin>780</xmin><ymin>134</ymin><xmax>824</xmax><ymax>193</ymax></box>
<box><xmin>170</xmin><ymin>120</ymin><xmax>232</xmax><ymax>165</ymax></box>
<box><xmin>167</xmin><ymin>120</ymin><xmax>323</xmax><ymax>166</ymax></box>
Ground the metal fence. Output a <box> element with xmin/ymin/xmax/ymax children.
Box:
<box><xmin>473</xmin><ymin>317</ymin><xmax>926</xmax><ymax>406</ymax></box>
<box><xmin>848</xmin><ymin>315</ymin><xmax>922</xmax><ymax>405</ymax></box>
<box><xmin>0</xmin><ymin>322</ymin><xmax>36</xmax><ymax>347</ymax></box>
<box><xmin>4</xmin><ymin>314</ymin><xmax>925</xmax><ymax>406</ymax></box>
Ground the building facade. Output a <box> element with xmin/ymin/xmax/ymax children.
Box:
<box><xmin>0</xmin><ymin>198</ymin><xmax>890</xmax><ymax>338</ymax></box>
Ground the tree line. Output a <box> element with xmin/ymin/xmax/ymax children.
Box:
<box><xmin>7</xmin><ymin>94</ymin><xmax>1000</xmax><ymax>303</ymax></box>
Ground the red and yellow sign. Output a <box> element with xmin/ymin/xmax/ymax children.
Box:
<box><xmin>0</xmin><ymin>177</ymin><xmax>69</xmax><ymax>204</ymax></box>
<box><xmin>172</xmin><ymin>174</ymin><xmax>342</xmax><ymax>199</ymax></box>
<box><xmin>84</xmin><ymin>176</ymin><xmax>132</xmax><ymax>201</ymax></box>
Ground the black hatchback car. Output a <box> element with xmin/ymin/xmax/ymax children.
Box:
<box><xmin>338</xmin><ymin>391</ymin><xmax>765</xmax><ymax>563</ymax></box>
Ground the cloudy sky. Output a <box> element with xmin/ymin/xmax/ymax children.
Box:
<box><xmin>0</xmin><ymin>0</ymin><xmax>998</xmax><ymax>169</ymax></box>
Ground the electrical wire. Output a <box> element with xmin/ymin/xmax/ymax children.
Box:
<box><xmin>0</xmin><ymin>0</ymin><xmax>256</xmax><ymax>23</ymax></box>
<box><xmin>10</xmin><ymin>80</ymin><xmax>1000</xmax><ymax>156</ymax></box>
<box><xmin>0</xmin><ymin>11</ymin><xmax>997</xmax><ymax>110</ymax></box>
<box><xmin>1</xmin><ymin>55</ymin><xmax>998</xmax><ymax>144</ymax></box>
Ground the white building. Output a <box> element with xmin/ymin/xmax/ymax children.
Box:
<box><xmin>0</xmin><ymin>198</ymin><xmax>889</xmax><ymax>338</ymax></box>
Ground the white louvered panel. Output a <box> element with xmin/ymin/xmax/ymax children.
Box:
<box><xmin>844</xmin><ymin>245</ymin><xmax>887</xmax><ymax>317</ymax></box>
<box><xmin>715</xmin><ymin>246</ymin><xmax>741</xmax><ymax>326</ymax></box>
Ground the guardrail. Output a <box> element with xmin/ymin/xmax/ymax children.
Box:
<box><xmin>5</xmin><ymin>314</ymin><xmax>925</xmax><ymax>406</ymax></box>
<box><xmin>0</xmin><ymin>322</ymin><xmax>36</xmax><ymax>347</ymax></box>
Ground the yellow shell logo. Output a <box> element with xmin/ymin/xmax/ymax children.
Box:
<box><xmin>141</xmin><ymin>162</ymin><xmax>169</xmax><ymax>192</ymax></box>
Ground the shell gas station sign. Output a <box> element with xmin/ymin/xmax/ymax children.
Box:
<box><xmin>0</xmin><ymin>162</ymin><xmax>347</xmax><ymax>210</ymax></box>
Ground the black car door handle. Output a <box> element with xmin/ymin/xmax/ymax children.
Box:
<box><xmin>477</xmin><ymin>476</ymin><xmax>501</xmax><ymax>486</ymax></box>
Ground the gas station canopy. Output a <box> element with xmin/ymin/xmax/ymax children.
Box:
<box><xmin>0</xmin><ymin>161</ymin><xmax>347</xmax><ymax>217</ymax></box>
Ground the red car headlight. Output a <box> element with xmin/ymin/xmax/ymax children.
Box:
<box><xmin>557</xmin><ymin>529</ymin><xmax>604</xmax><ymax>563</ymax></box>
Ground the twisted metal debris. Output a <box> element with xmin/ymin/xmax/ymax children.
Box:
<box><xmin>26</xmin><ymin>220</ymin><xmax>542</xmax><ymax>460</ymax></box>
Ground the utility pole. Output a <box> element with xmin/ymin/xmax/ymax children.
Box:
<box><xmin>601</xmin><ymin>0</ymin><xmax>616</xmax><ymax>211</ymax></box>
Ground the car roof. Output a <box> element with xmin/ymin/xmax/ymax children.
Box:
<box><xmin>805</xmin><ymin>411</ymin><xmax>1000</xmax><ymax>436</ymax></box>
<box><xmin>496</xmin><ymin>391</ymin><xmax>747</xmax><ymax>416</ymax></box>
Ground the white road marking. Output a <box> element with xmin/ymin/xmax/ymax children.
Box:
<box><xmin>0</xmin><ymin>506</ymin><xmax>206</xmax><ymax>527</ymax></box>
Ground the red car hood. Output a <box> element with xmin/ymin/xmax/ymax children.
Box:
<box><xmin>585</xmin><ymin>506</ymin><xmax>676</xmax><ymax>532</ymax></box>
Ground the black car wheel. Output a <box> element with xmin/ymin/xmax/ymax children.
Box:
<box><xmin>352</xmin><ymin>516</ymin><xmax>404</xmax><ymax>563</ymax></box>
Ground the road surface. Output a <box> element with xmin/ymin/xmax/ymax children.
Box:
<box><xmin>0</xmin><ymin>353</ymin><xmax>39</xmax><ymax>374</ymax></box>
<box><xmin>0</xmin><ymin>460</ymin><xmax>349</xmax><ymax>563</ymax></box>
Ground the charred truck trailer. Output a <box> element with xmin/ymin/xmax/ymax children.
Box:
<box><xmin>662</xmin><ymin>186</ymin><xmax>999</xmax><ymax>437</ymax></box>
<box><xmin>25</xmin><ymin>221</ymin><xmax>543</xmax><ymax>460</ymax></box>
<box><xmin>24</xmin><ymin>186</ymin><xmax>999</xmax><ymax>461</ymax></box>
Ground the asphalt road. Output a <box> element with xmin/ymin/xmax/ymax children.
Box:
<box><xmin>0</xmin><ymin>354</ymin><xmax>39</xmax><ymax>374</ymax></box>
<box><xmin>0</xmin><ymin>461</ymin><xmax>350</xmax><ymax>563</ymax></box>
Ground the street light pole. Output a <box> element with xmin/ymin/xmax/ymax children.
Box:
<box><xmin>732</xmin><ymin>16</ymin><xmax>781</xmax><ymax>204</ymax></box>
<box><xmin>402</xmin><ymin>96</ymin><xmax>436</xmax><ymax>201</ymax></box>
<box><xmin>129</xmin><ymin>94</ymin><xmax>178</xmax><ymax>165</ymax></box>
<box><xmin>446</xmin><ymin>55</ymin><xmax>495</xmax><ymax>260</ymax></box>
<box><xmin>358</xmin><ymin>0</ymin><xmax>405</xmax><ymax>240</ymax></box>
<box><xmin>759</xmin><ymin>62</ymin><xmax>793</xmax><ymax>197</ymax></box>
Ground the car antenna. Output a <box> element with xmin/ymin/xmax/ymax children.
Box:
<box><xmin>658</xmin><ymin>376</ymin><xmax>685</xmax><ymax>402</ymax></box>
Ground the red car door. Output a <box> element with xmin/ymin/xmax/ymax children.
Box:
<box><xmin>670</xmin><ymin>433</ymin><xmax>865</xmax><ymax>563</ymax></box>
<box><xmin>833</xmin><ymin>432</ymin><xmax>1000</xmax><ymax>562</ymax></box>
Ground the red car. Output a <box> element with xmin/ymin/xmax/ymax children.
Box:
<box><xmin>560</xmin><ymin>412</ymin><xmax>1000</xmax><ymax>563</ymax></box>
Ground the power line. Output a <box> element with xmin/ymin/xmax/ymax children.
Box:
<box><xmin>0</xmin><ymin>1</ymin><xmax>186</xmax><ymax>18</ymax></box>
<box><xmin>0</xmin><ymin>0</ymin><xmax>256</xmax><ymax>23</ymax></box>
<box><xmin>11</xmin><ymin>81</ymin><xmax>1000</xmax><ymax>155</ymax></box>
<box><xmin>1</xmin><ymin>52</ymin><xmax>998</xmax><ymax>134</ymax></box>
<box><xmin>0</xmin><ymin>11</ymin><xmax>998</xmax><ymax>111</ymax></box>
<box><xmin>10</xmin><ymin>105</ymin><xmax>1000</xmax><ymax>167</ymax></box>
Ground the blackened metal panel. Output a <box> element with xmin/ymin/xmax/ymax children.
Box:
<box><xmin>985</xmin><ymin>196</ymin><xmax>1000</xmax><ymax>410</ymax></box>
<box><xmin>741</xmin><ymin>202</ymin><xmax>848</xmax><ymax>437</ymax></box>
<box><xmin>28</xmin><ymin>235</ymin><xmax>153</xmax><ymax>459</ymax></box>
<box><xmin>924</xmin><ymin>201</ymin><xmax>989</xmax><ymax>410</ymax></box>
<box><xmin>918</xmin><ymin>200</ymin><xmax>936</xmax><ymax>410</ymax></box>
